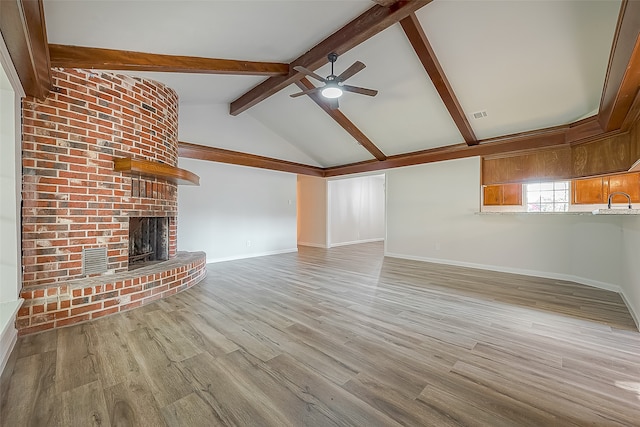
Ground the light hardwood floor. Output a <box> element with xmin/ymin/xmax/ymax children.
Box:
<box><xmin>2</xmin><ymin>242</ymin><xmax>639</xmax><ymax>426</ymax></box>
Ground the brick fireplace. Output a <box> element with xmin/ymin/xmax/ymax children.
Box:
<box><xmin>16</xmin><ymin>69</ymin><xmax>206</xmax><ymax>335</ymax></box>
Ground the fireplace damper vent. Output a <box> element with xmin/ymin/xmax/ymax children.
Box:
<box><xmin>83</xmin><ymin>247</ymin><xmax>108</xmax><ymax>275</ymax></box>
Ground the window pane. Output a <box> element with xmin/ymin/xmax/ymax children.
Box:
<box><xmin>540</xmin><ymin>191</ymin><xmax>555</xmax><ymax>202</ymax></box>
<box><xmin>555</xmin><ymin>191</ymin><xmax>568</xmax><ymax>202</ymax></box>
<box><xmin>525</xmin><ymin>181</ymin><xmax>570</xmax><ymax>213</ymax></box>
<box><xmin>540</xmin><ymin>182</ymin><xmax>553</xmax><ymax>191</ymax></box>
<box><xmin>555</xmin><ymin>181</ymin><xmax>569</xmax><ymax>190</ymax></box>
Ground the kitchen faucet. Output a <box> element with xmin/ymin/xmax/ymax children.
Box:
<box><xmin>607</xmin><ymin>192</ymin><xmax>632</xmax><ymax>209</ymax></box>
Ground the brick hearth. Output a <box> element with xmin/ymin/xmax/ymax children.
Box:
<box><xmin>17</xmin><ymin>252</ymin><xmax>206</xmax><ymax>335</ymax></box>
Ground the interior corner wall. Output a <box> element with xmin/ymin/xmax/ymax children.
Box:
<box><xmin>0</xmin><ymin>63</ymin><xmax>20</xmax><ymax>303</ymax></box>
<box><xmin>621</xmin><ymin>216</ymin><xmax>640</xmax><ymax>328</ymax></box>
<box><xmin>177</xmin><ymin>158</ymin><xmax>297</xmax><ymax>263</ymax></box>
<box><xmin>385</xmin><ymin>157</ymin><xmax>625</xmax><ymax>293</ymax></box>
<box><xmin>297</xmin><ymin>175</ymin><xmax>328</xmax><ymax>248</ymax></box>
<box><xmin>328</xmin><ymin>174</ymin><xmax>385</xmax><ymax>247</ymax></box>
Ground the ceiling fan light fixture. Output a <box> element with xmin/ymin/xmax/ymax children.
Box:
<box><xmin>321</xmin><ymin>84</ymin><xmax>343</xmax><ymax>99</ymax></box>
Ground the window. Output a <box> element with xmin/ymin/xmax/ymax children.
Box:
<box><xmin>526</xmin><ymin>181</ymin><xmax>569</xmax><ymax>212</ymax></box>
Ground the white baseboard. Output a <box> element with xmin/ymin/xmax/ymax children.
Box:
<box><xmin>0</xmin><ymin>328</ymin><xmax>17</xmax><ymax>376</ymax></box>
<box><xmin>329</xmin><ymin>238</ymin><xmax>384</xmax><ymax>248</ymax></box>
<box><xmin>384</xmin><ymin>251</ymin><xmax>623</xmax><ymax>293</ymax></box>
<box><xmin>297</xmin><ymin>242</ymin><xmax>328</xmax><ymax>249</ymax></box>
<box><xmin>619</xmin><ymin>291</ymin><xmax>640</xmax><ymax>331</ymax></box>
<box><xmin>207</xmin><ymin>248</ymin><xmax>298</xmax><ymax>264</ymax></box>
<box><xmin>1</xmin><ymin>299</ymin><xmax>23</xmax><ymax>375</ymax></box>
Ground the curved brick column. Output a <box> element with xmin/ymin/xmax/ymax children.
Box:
<box><xmin>21</xmin><ymin>69</ymin><xmax>179</xmax><ymax>288</ymax></box>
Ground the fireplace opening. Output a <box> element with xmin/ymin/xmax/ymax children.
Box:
<box><xmin>129</xmin><ymin>217</ymin><xmax>169</xmax><ymax>270</ymax></box>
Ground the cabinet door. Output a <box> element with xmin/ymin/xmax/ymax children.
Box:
<box><xmin>483</xmin><ymin>184</ymin><xmax>522</xmax><ymax>206</ymax></box>
<box><xmin>483</xmin><ymin>185</ymin><xmax>502</xmax><ymax>206</ymax></box>
<box><xmin>573</xmin><ymin>177</ymin><xmax>605</xmax><ymax>204</ymax></box>
<box><xmin>608</xmin><ymin>172</ymin><xmax>640</xmax><ymax>203</ymax></box>
<box><xmin>502</xmin><ymin>183</ymin><xmax>523</xmax><ymax>205</ymax></box>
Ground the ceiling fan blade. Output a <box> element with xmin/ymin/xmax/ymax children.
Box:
<box><xmin>290</xmin><ymin>86</ymin><xmax>322</xmax><ymax>98</ymax></box>
<box><xmin>342</xmin><ymin>85</ymin><xmax>378</xmax><ymax>97</ymax></box>
<box><xmin>293</xmin><ymin>66</ymin><xmax>326</xmax><ymax>83</ymax></box>
<box><xmin>337</xmin><ymin>61</ymin><xmax>366</xmax><ymax>83</ymax></box>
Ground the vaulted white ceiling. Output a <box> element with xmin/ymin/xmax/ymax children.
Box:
<box><xmin>43</xmin><ymin>0</ymin><xmax>621</xmax><ymax>168</ymax></box>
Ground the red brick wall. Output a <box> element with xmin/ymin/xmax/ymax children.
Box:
<box><xmin>22</xmin><ymin>69</ymin><xmax>179</xmax><ymax>288</ymax></box>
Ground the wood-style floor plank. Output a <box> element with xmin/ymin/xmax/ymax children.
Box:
<box><xmin>1</xmin><ymin>351</ymin><xmax>60</xmax><ymax>426</ymax></box>
<box><xmin>56</xmin><ymin>325</ymin><xmax>99</xmax><ymax>393</ymax></box>
<box><xmin>59</xmin><ymin>380</ymin><xmax>110</xmax><ymax>427</ymax></box>
<box><xmin>161</xmin><ymin>392</ymin><xmax>224</xmax><ymax>427</ymax></box>
<box><xmin>2</xmin><ymin>242</ymin><xmax>639</xmax><ymax>426</ymax></box>
<box><xmin>103</xmin><ymin>373</ymin><xmax>167</xmax><ymax>427</ymax></box>
<box><xmin>88</xmin><ymin>317</ymin><xmax>141</xmax><ymax>389</ymax></box>
<box><xmin>126</xmin><ymin>327</ymin><xmax>196</xmax><ymax>408</ymax></box>
<box><xmin>178</xmin><ymin>351</ymin><xmax>292</xmax><ymax>426</ymax></box>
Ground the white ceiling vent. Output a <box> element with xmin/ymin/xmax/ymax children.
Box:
<box><xmin>83</xmin><ymin>247</ymin><xmax>108</xmax><ymax>275</ymax></box>
<box><xmin>472</xmin><ymin>111</ymin><xmax>488</xmax><ymax>119</ymax></box>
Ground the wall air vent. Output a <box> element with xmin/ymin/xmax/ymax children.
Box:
<box><xmin>83</xmin><ymin>247</ymin><xmax>108</xmax><ymax>275</ymax></box>
<box><xmin>472</xmin><ymin>111</ymin><xmax>488</xmax><ymax>119</ymax></box>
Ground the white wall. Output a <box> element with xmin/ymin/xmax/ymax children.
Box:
<box><xmin>621</xmin><ymin>216</ymin><xmax>640</xmax><ymax>328</ymax></box>
<box><xmin>297</xmin><ymin>175</ymin><xmax>328</xmax><ymax>248</ymax></box>
<box><xmin>0</xmin><ymin>35</ymin><xmax>25</xmax><ymax>375</ymax></box>
<box><xmin>386</xmin><ymin>157</ymin><xmax>629</xmax><ymax>298</ymax></box>
<box><xmin>179</xmin><ymin>103</ymin><xmax>320</xmax><ymax>166</ymax></box>
<box><xmin>0</xmin><ymin>54</ymin><xmax>20</xmax><ymax>303</ymax></box>
<box><xmin>328</xmin><ymin>174</ymin><xmax>385</xmax><ymax>247</ymax></box>
<box><xmin>177</xmin><ymin>158</ymin><xmax>297</xmax><ymax>263</ymax></box>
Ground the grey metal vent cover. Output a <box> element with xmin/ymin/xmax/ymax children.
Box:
<box><xmin>472</xmin><ymin>111</ymin><xmax>488</xmax><ymax>119</ymax></box>
<box><xmin>83</xmin><ymin>247</ymin><xmax>108</xmax><ymax>275</ymax></box>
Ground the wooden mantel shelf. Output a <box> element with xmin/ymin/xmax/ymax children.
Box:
<box><xmin>113</xmin><ymin>157</ymin><xmax>200</xmax><ymax>185</ymax></box>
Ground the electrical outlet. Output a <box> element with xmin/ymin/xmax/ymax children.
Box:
<box><xmin>246</xmin><ymin>240</ymin><xmax>251</xmax><ymax>247</ymax></box>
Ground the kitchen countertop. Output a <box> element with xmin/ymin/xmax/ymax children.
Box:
<box><xmin>592</xmin><ymin>208</ymin><xmax>640</xmax><ymax>215</ymax></box>
<box><xmin>477</xmin><ymin>209</ymin><xmax>640</xmax><ymax>215</ymax></box>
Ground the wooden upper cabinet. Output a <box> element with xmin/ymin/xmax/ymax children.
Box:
<box><xmin>483</xmin><ymin>185</ymin><xmax>502</xmax><ymax>205</ymax></box>
<box><xmin>502</xmin><ymin>183</ymin><xmax>523</xmax><ymax>205</ymax></box>
<box><xmin>483</xmin><ymin>184</ymin><xmax>522</xmax><ymax>206</ymax></box>
<box><xmin>608</xmin><ymin>173</ymin><xmax>640</xmax><ymax>204</ymax></box>
<box><xmin>573</xmin><ymin>172</ymin><xmax>640</xmax><ymax>204</ymax></box>
<box><xmin>572</xmin><ymin>177</ymin><xmax>606</xmax><ymax>204</ymax></box>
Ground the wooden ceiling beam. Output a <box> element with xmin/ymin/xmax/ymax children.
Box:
<box><xmin>598</xmin><ymin>0</ymin><xmax>640</xmax><ymax>132</ymax></box>
<box><xmin>566</xmin><ymin>116</ymin><xmax>605</xmax><ymax>143</ymax></box>
<box><xmin>371</xmin><ymin>0</ymin><xmax>400</xmax><ymax>6</ymax></box>
<box><xmin>178</xmin><ymin>142</ymin><xmax>325</xmax><ymax>177</ymax></box>
<box><xmin>178</xmin><ymin>114</ymin><xmax>638</xmax><ymax>178</ymax></box>
<box><xmin>49</xmin><ymin>44</ymin><xmax>289</xmax><ymax>76</ymax></box>
<box><xmin>229</xmin><ymin>0</ymin><xmax>432</xmax><ymax>116</ymax></box>
<box><xmin>621</xmin><ymin>87</ymin><xmax>640</xmax><ymax>132</ymax></box>
<box><xmin>324</xmin><ymin>129</ymin><xmax>568</xmax><ymax>177</ymax></box>
<box><xmin>0</xmin><ymin>0</ymin><xmax>51</xmax><ymax>99</ymax></box>
<box><xmin>400</xmin><ymin>13</ymin><xmax>477</xmax><ymax>145</ymax></box>
<box><xmin>295</xmin><ymin>78</ymin><xmax>387</xmax><ymax>161</ymax></box>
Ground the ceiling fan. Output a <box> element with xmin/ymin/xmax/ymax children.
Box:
<box><xmin>290</xmin><ymin>52</ymin><xmax>378</xmax><ymax>109</ymax></box>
